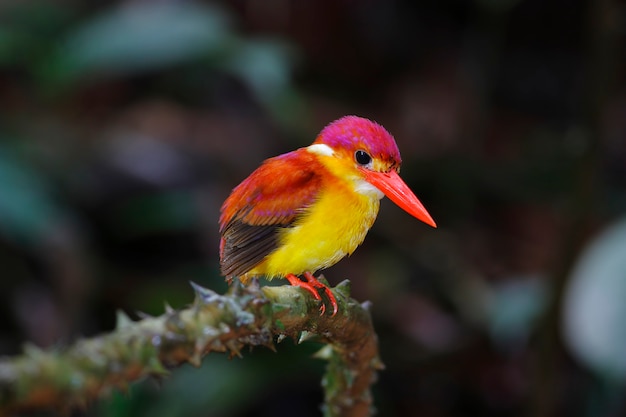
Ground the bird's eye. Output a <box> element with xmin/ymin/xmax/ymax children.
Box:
<box><xmin>355</xmin><ymin>150</ymin><xmax>372</xmax><ymax>165</ymax></box>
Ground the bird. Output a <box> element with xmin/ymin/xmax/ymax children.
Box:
<box><xmin>219</xmin><ymin>115</ymin><xmax>436</xmax><ymax>315</ymax></box>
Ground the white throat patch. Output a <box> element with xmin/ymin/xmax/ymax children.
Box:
<box><xmin>354</xmin><ymin>179</ymin><xmax>384</xmax><ymax>199</ymax></box>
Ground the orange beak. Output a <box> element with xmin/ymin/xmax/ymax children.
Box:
<box><xmin>362</xmin><ymin>169</ymin><xmax>437</xmax><ymax>228</ymax></box>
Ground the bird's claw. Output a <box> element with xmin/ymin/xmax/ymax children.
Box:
<box><xmin>286</xmin><ymin>272</ymin><xmax>338</xmax><ymax>316</ymax></box>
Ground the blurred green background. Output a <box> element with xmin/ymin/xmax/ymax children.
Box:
<box><xmin>1</xmin><ymin>0</ymin><xmax>626</xmax><ymax>416</ymax></box>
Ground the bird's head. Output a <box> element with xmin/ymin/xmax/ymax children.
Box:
<box><xmin>311</xmin><ymin>115</ymin><xmax>436</xmax><ymax>228</ymax></box>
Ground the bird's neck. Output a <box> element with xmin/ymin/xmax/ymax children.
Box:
<box><xmin>305</xmin><ymin>145</ymin><xmax>384</xmax><ymax>200</ymax></box>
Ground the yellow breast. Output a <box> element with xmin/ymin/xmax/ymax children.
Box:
<box><xmin>246</xmin><ymin>186</ymin><xmax>380</xmax><ymax>278</ymax></box>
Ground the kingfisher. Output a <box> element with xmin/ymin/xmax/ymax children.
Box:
<box><xmin>219</xmin><ymin>116</ymin><xmax>436</xmax><ymax>315</ymax></box>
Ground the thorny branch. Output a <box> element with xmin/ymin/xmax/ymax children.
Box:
<box><xmin>0</xmin><ymin>279</ymin><xmax>382</xmax><ymax>417</ymax></box>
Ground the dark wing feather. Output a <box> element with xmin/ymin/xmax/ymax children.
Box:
<box><xmin>220</xmin><ymin>222</ymin><xmax>280</xmax><ymax>276</ymax></box>
<box><xmin>219</xmin><ymin>149</ymin><xmax>323</xmax><ymax>277</ymax></box>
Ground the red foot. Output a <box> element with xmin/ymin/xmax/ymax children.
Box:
<box><xmin>285</xmin><ymin>272</ymin><xmax>338</xmax><ymax>316</ymax></box>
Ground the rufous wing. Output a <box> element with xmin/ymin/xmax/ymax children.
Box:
<box><xmin>219</xmin><ymin>149</ymin><xmax>323</xmax><ymax>277</ymax></box>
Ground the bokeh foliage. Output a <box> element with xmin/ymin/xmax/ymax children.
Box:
<box><xmin>1</xmin><ymin>0</ymin><xmax>625</xmax><ymax>416</ymax></box>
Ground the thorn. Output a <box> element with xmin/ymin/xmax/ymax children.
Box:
<box><xmin>188</xmin><ymin>352</ymin><xmax>202</xmax><ymax>367</ymax></box>
<box><xmin>277</xmin><ymin>334</ymin><xmax>287</xmax><ymax>344</ymax></box>
<box><xmin>163</xmin><ymin>302</ymin><xmax>175</xmax><ymax>314</ymax></box>
<box><xmin>313</xmin><ymin>345</ymin><xmax>334</xmax><ymax>360</ymax></box>
<box><xmin>361</xmin><ymin>300</ymin><xmax>373</xmax><ymax>311</ymax></box>
<box><xmin>298</xmin><ymin>331</ymin><xmax>320</xmax><ymax>344</ymax></box>
<box><xmin>210</xmin><ymin>340</ymin><xmax>227</xmax><ymax>353</ymax></box>
<box><xmin>164</xmin><ymin>311</ymin><xmax>185</xmax><ymax>332</ymax></box>
<box><xmin>316</xmin><ymin>274</ymin><xmax>330</xmax><ymax>286</ymax></box>
<box><xmin>371</xmin><ymin>357</ymin><xmax>386</xmax><ymax>370</ymax></box>
<box><xmin>195</xmin><ymin>336</ymin><xmax>209</xmax><ymax>355</ymax></box>
<box><xmin>228</xmin><ymin>279</ymin><xmax>244</xmax><ymax>296</ymax></box>
<box><xmin>136</xmin><ymin>311</ymin><xmax>153</xmax><ymax>319</ymax></box>
<box><xmin>147</xmin><ymin>357</ymin><xmax>169</xmax><ymax>375</ymax></box>
<box><xmin>189</xmin><ymin>281</ymin><xmax>218</xmax><ymax>304</ymax></box>
<box><xmin>335</xmin><ymin>280</ymin><xmax>352</xmax><ymax>297</ymax></box>
<box><xmin>115</xmin><ymin>310</ymin><xmax>133</xmax><ymax>330</ymax></box>
<box><xmin>226</xmin><ymin>340</ymin><xmax>243</xmax><ymax>358</ymax></box>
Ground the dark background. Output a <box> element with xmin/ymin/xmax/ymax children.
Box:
<box><xmin>1</xmin><ymin>0</ymin><xmax>626</xmax><ymax>416</ymax></box>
